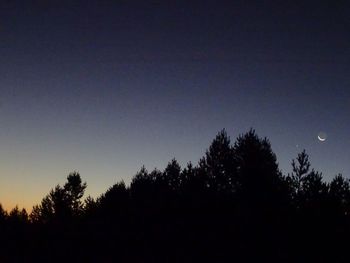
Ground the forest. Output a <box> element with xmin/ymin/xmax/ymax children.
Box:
<box><xmin>0</xmin><ymin>129</ymin><xmax>348</xmax><ymax>262</ymax></box>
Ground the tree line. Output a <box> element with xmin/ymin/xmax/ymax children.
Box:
<box><xmin>0</xmin><ymin>129</ymin><xmax>348</xmax><ymax>262</ymax></box>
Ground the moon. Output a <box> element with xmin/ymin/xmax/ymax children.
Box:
<box><xmin>318</xmin><ymin>132</ymin><xmax>327</xmax><ymax>142</ymax></box>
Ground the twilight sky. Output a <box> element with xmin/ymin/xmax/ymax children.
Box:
<box><xmin>0</xmin><ymin>1</ymin><xmax>349</xmax><ymax>210</ymax></box>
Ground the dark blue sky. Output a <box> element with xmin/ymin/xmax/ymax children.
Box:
<box><xmin>0</xmin><ymin>1</ymin><xmax>349</xmax><ymax>209</ymax></box>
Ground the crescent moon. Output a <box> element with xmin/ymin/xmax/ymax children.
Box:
<box><xmin>318</xmin><ymin>135</ymin><xmax>326</xmax><ymax>142</ymax></box>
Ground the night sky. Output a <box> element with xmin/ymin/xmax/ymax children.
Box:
<box><xmin>0</xmin><ymin>1</ymin><xmax>349</xmax><ymax>210</ymax></box>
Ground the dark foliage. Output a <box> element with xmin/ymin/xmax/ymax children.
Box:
<box><xmin>0</xmin><ymin>129</ymin><xmax>348</xmax><ymax>262</ymax></box>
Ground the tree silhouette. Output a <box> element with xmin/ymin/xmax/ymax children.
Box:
<box><xmin>64</xmin><ymin>171</ymin><xmax>87</xmax><ymax>216</ymax></box>
<box><xmin>83</xmin><ymin>195</ymin><xmax>98</xmax><ymax>217</ymax></box>
<box><xmin>198</xmin><ymin>129</ymin><xmax>236</xmax><ymax>193</ymax></box>
<box><xmin>287</xmin><ymin>150</ymin><xmax>311</xmax><ymax>204</ymax></box>
<box><xmin>233</xmin><ymin>129</ymin><xmax>284</xmax><ymax>203</ymax></box>
<box><xmin>287</xmin><ymin>150</ymin><xmax>328</xmax><ymax>213</ymax></box>
<box><xmin>302</xmin><ymin>170</ymin><xmax>328</xmax><ymax>215</ymax></box>
<box><xmin>50</xmin><ymin>185</ymin><xmax>73</xmax><ymax>220</ymax></box>
<box><xmin>30</xmin><ymin>172</ymin><xmax>86</xmax><ymax>223</ymax></box>
<box><xmin>97</xmin><ymin>181</ymin><xmax>129</xmax><ymax>218</ymax></box>
<box><xmin>0</xmin><ymin>204</ymin><xmax>7</xmax><ymax>222</ymax></box>
<box><xmin>163</xmin><ymin>159</ymin><xmax>182</xmax><ymax>191</ymax></box>
<box><xmin>8</xmin><ymin>206</ymin><xmax>28</xmax><ymax>225</ymax></box>
<box><xmin>0</xmin><ymin>128</ymin><xmax>349</xmax><ymax>262</ymax></box>
<box><xmin>30</xmin><ymin>195</ymin><xmax>54</xmax><ymax>223</ymax></box>
<box><xmin>328</xmin><ymin>174</ymin><xmax>350</xmax><ymax>216</ymax></box>
<box><xmin>179</xmin><ymin>162</ymin><xmax>204</xmax><ymax>193</ymax></box>
<box><xmin>130</xmin><ymin>166</ymin><xmax>151</xmax><ymax>195</ymax></box>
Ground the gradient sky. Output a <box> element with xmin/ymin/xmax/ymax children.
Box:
<box><xmin>0</xmin><ymin>1</ymin><xmax>349</xmax><ymax>210</ymax></box>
